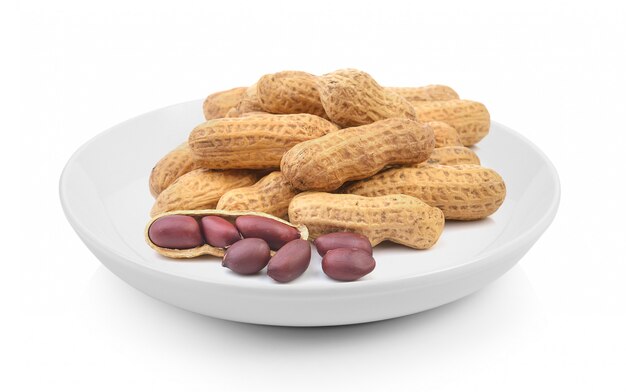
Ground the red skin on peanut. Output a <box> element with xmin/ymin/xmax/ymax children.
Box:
<box><xmin>200</xmin><ymin>216</ymin><xmax>241</xmax><ymax>248</ymax></box>
<box><xmin>267</xmin><ymin>239</ymin><xmax>311</xmax><ymax>283</ymax></box>
<box><xmin>322</xmin><ymin>248</ymin><xmax>376</xmax><ymax>282</ymax></box>
<box><xmin>222</xmin><ymin>238</ymin><xmax>271</xmax><ymax>275</ymax></box>
<box><xmin>148</xmin><ymin>215</ymin><xmax>204</xmax><ymax>249</ymax></box>
<box><xmin>235</xmin><ymin>215</ymin><xmax>300</xmax><ymax>250</ymax></box>
<box><xmin>314</xmin><ymin>232</ymin><xmax>372</xmax><ymax>256</ymax></box>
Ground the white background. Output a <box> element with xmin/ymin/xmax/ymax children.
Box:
<box><xmin>7</xmin><ymin>0</ymin><xmax>626</xmax><ymax>390</ymax></box>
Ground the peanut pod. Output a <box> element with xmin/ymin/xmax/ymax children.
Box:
<box><xmin>203</xmin><ymin>87</ymin><xmax>248</xmax><ymax>120</ymax></box>
<box><xmin>217</xmin><ymin>171</ymin><xmax>298</xmax><ymax>219</ymax></box>
<box><xmin>386</xmin><ymin>85</ymin><xmax>459</xmax><ymax>102</ymax></box>
<box><xmin>318</xmin><ymin>68</ymin><xmax>417</xmax><ymax>128</ymax></box>
<box><xmin>226</xmin><ymin>84</ymin><xmax>263</xmax><ymax>117</ymax></box>
<box><xmin>255</xmin><ymin>71</ymin><xmax>457</xmax><ymax>120</ymax></box>
<box><xmin>428</xmin><ymin>121</ymin><xmax>463</xmax><ymax>147</ymax></box>
<box><xmin>256</xmin><ymin>71</ymin><xmax>328</xmax><ymax>118</ymax></box>
<box><xmin>150</xmin><ymin>168</ymin><xmax>259</xmax><ymax>217</ymax></box>
<box><xmin>281</xmin><ymin>118</ymin><xmax>434</xmax><ymax>192</ymax></box>
<box><xmin>188</xmin><ymin>113</ymin><xmax>339</xmax><ymax>169</ymax></box>
<box><xmin>425</xmin><ymin>146</ymin><xmax>481</xmax><ymax>166</ymax></box>
<box><xmin>145</xmin><ymin>209</ymin><xmax>308</xmax><ymax>259</ymax></box>
<box><xmin>149</xmin><ymin>142</ymin><xmax>201</xmax><ymax>197</ymax></box>
<box><xmin>288</xmin><ymin>193</ymin><xmax>445</xmax><ymax>249</ymax></box>
<box><xmin>412</xmin><ymin>100</ymin><xmax>490</xmax><ymax>146</ymax></box>
<box><xmin>344</xmin><ymin>164</ymin><xmax>505</xmax><ymax>220</ymax></box>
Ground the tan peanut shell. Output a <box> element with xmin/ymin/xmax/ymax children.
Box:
<box><xmin>149</xmin><ymin>142</ymin><xmax>200</xmax><ymax>197</ymax></box>
<box><xmin>281</xmin><ymin>118</ymin><xmax>434</xmax><ymax>192</ymax></box>
<box><xmin>145</xmin><ymin>209</ymin><xmax>308</xmax><ymax>259</ymax></box>
<box><xmin>188</xmin><ymin>113</ymin><xmax>339</xmax><ymax>169</ymax></box>
<box><xmin>226</xmin><ymin>84</ymin><xmax>263</xmax><ymax>117</ymax></box>
<box><xmin>216</xmin><ymin>171</ymin><xmax>298</xmax><ymax>219</ymax></box>
<box><xmin>425</xmin><ymin>146</ymin><xmax>481</xmax><ymax>166</ymax></box>
<box><xmin>412</xmin><ymin>100</ymin><xmax>490</xmax><ymax>146</ymax></box>
<box><xmin>386</xmin><ymin>85</ymin><xmax>459</xmax><ymax>102</ymax></box>
<box><xmin>150</xmin><ymin>168</ymin><xmax>259</xmax><ymax>217</ymax></box>
<box><xmin>318</xmin><ymin>68</ymin><xmax>417</xmax><ymax>128</ymax></box>
<box><xmin>428</xmin><ymin>121</ymin><xmax>463</xmax><ymax>147</ymax></box>
<box><xmin>256</xmin><ymin>71</ymin><xmax>328</xmax><ymax>118</ymax></box>
<box><xmin>288</xmin><ymin>193</ymin><xmax>444</xmax><ymax>249</ymax></box>
<box><xmin>236</xmin><ymin>111</ymin><xmax>273</xmax><ymax>117</ymax></box>
<box><xmin>202</xmin><ymin>87</ymin><xmax>248</xmax><ymax>120</ymax></box>
<box><xmin>344</xmin><ymin>164</ymin><xmax>505</xmax><ymax>220</ymax></box>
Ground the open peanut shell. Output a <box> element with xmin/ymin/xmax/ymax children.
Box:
<box><xmin>145</xmin><ymin>209</ymin><xmax>309</xmax><ymax>259</ymax></box>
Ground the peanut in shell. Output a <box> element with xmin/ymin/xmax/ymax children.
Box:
<box><xmin>288</xmin><ymin>192</ymin><xmax>445</xmax><ymax>250</ymax></box>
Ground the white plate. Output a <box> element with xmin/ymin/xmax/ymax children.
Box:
<box><xmin>60</xmin><ymin>100</ymin><xmax>560</xmax><ymax>326</ymax></box>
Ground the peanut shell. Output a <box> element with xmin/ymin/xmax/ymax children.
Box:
<box><xmin>318</xmin><ymin>68</ymin><xmax>417</xmax><ymax>128</ymax></box>
<box><xmin>344</xmin><ymin>164</ymin><xmax>505</xmax><ymax>220</ymax></box>
<box><xmin>386</xmin><ymin>85</ymin><xmax>459</xmax><ymax>102</ymax></box>
<box><xmin>281</xmin><ymin>118</ymin><xmax>434</xmax><ymax>192</ymax></box>
<box><xmin>412</xmin><ymin>100</ymin><xmax>490</xmax><ymax>146</ymax></box>
<box><xmin>256</xmin><ymin>71</ymin><xmax>328</xmax><ymax>118</ymax></box>
<box><xmin>425</xmin><ymin>146</ymin><xmax>481</xmax><ymax>166</ymax></box>
<box><xmin>202</xmin><ymin>87</ymin><xmax>248</xmax><ymax>120</ymax></box>
<box><xmin>188</xmin><ymin>113</ymin><xmax>339</xmax><ymax>170</ymax></box>
<box><xmin>149</xmin><ymin>142</ymin><xmax>201</xmax><ymax>197</ymax></box>
<box><xmin>288</xmin><ymin>193</ymin><xmax>444</xmax><ymax>249</ymax></box>
<box><xmin>150</xmin><ymin>168</ymin><xmax>259</xmax><ymax>217</ymax></box>
<box><xmin>217</xmin><ymin>171</ymin><xmax>298</xmax><ymax>219</ymax></box>
<box><xmin>428</xmin><ymin>121</ymin><xmax>463</xmax><ymax>147</ymax></box>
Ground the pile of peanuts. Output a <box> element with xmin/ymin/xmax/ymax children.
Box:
<box><xmin>145</xmin><ymin>68</ymin><xmax>506</xmax><ymax>282</ymax></box>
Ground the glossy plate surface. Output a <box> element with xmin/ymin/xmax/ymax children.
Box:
<box><xmin>60</xmin><ymin>100</ymin><xmax>560</xmax><ymax>326</ymax></box>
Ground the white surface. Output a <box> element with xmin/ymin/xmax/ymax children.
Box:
<box><xmin>10</xmin><ymin>0</ymin><xmax>626</xmax><ymax>390</ymax></box>
<box><xmin>59</xmin><ymin>101</ymin><xmax>559</xmax><ymax>325</ymax></box>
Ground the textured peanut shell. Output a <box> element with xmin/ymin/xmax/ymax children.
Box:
<box><xmin>216</xmin><ymin>171</ymin><xmax>298</xmax><ymax>219</ymax></box>
<box><xmin>288</xmin><ymin>193</ymin><xmax>444</xmax><ymax>249</ymax></box>
<box><xmin>427</xmin><ymin>121</ymin><xmax>463</xmax><ymax>147</ymax></box>
<box><xmin>344</xmin><ymin>164</ymin><xmax>505</xmax><ymax>220</ymax></box>
<box><xmin>281</xmin><ymin>118</ymin><xmax>434</xmax><ymax>192</ymax></box>
<box><xmin>189</xmin><ymin>113</ymin><xmax>339</xmax><ymax>169</ymax></box>
<box><xmin>202</xmin><ymin>87</ymin><xmax>247</xmax><ymax>120</ymax></box>
<box><xmin>236</xmin><ymin>111</ymin><xmax>273</xmax><ymax>117</ymax></box>
<box><xmin>150</xmin><ymin>168</ymin><xmax>259</xmax><ymax>217</ymax></box>
<box><xmin>318</xmin><ymin>68</ymin><xmax>417</xmax><ymax>128</ymax></box>
<box><xmin>145</xmin><ymin>209</ymin><xmax>308</xmax><ymax>259</ymax></box>
<box><xmin>386</xmin><ymin>85</ymin><xmax>459</xmax><ymax>102</ymax></box>
<box><xmin>256</xmin><ymin>71</ymin><xmax>328</xmax><ymax>118</ymax></box>
<box><xmin>412</xmin><ymin>100</ymin><xmax>490</xmax><ymax>146</ymax></box>
<box><xmin>149</xmin><ymin>142</ymin><xmax>200</xmax><ymax>197</ymax></box>
<box><xmin>226</xmin><ymin>84</ymin><xmax>263</xmax><ymax>117</ymax></box>
<box><xmin>425</xmin><ymin>146</ymin><xmax>481</xmax><ymax>166</ymax></box>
